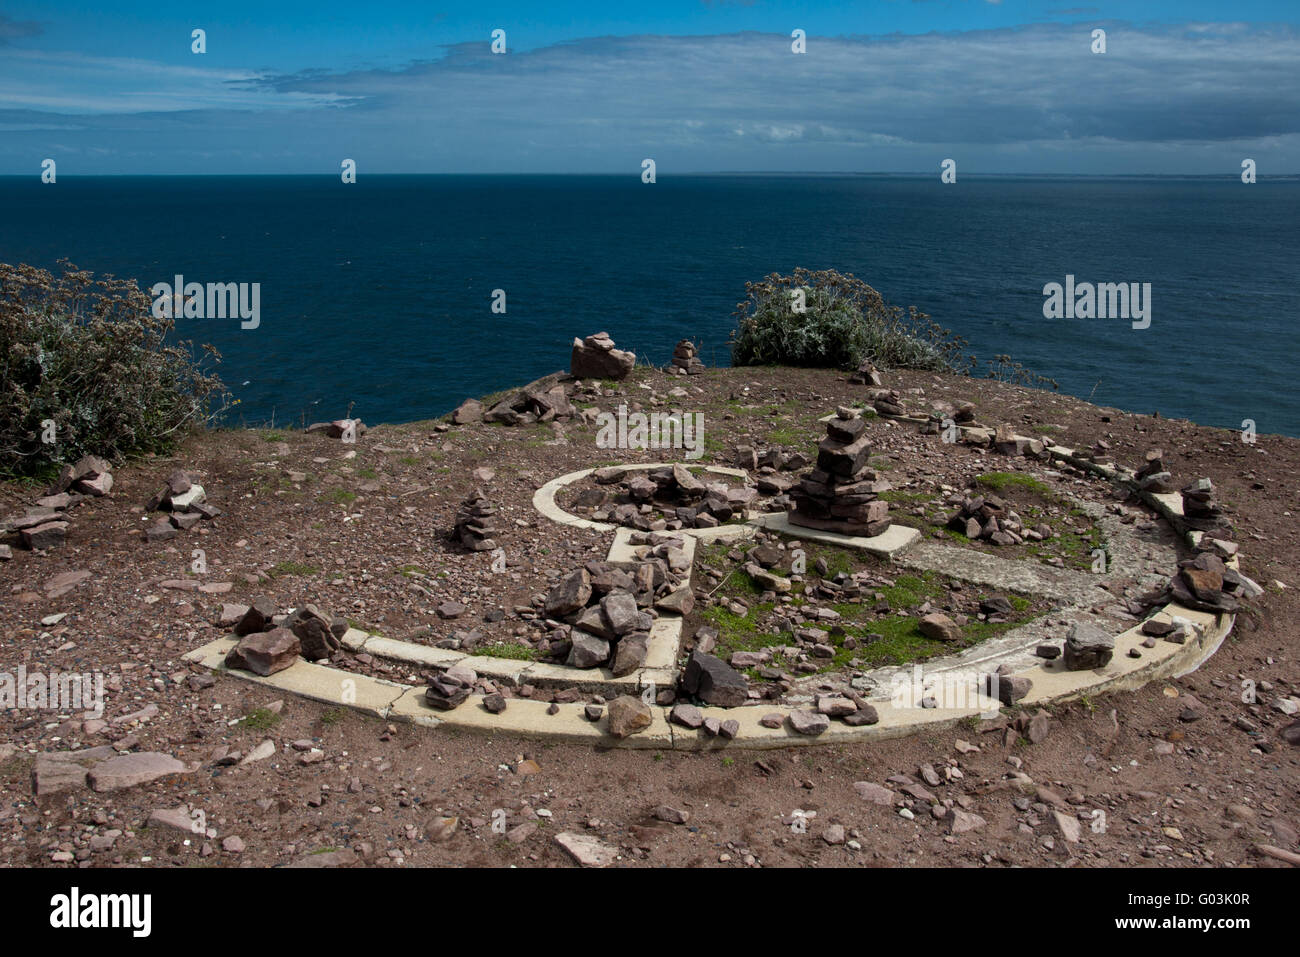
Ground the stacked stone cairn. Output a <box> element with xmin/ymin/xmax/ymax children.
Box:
<box><xmin>668</xmin><ymin>339</ymin><xmax>705</xmax><ymax>375</ymax></box>
<box><xmin>870</xmin><ymin>389</ymin><xmax>907</xmax><ymax>417</ymax></box>
<box><xmin>1134</xmin><ymin>448</ymin><xmax>1177</xmax><ymax>493</ymax></box>
<box><xmin>454</xmin><ymin>489</ymin><xmax>499</xmax><ymax>551</ymax></box>
<box><xmin>788</xmin><ymin>408</ymin><xmax>893</xmax><ymax>536</ymax></box>
<box><xmin>0</xmin><ymin>455</ymin><xmax>115</xmax><ymax>553</ymax></box>
<box><xmin>570</xmin><ymin>331</ymin><xmax>635</xmax><ymax>380</ymax></box>
<box><xmin>143</xmin><ymin>468</ymin><xmax>221</xmax><ymax>543</ymax></box>
<box><xmin>1180</xmin><ymin>477</ymin><xmax>1226</xmax><ymax>532</ymax></box>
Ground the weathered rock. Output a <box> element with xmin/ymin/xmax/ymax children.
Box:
<box><xmin>425</xmin><ymin>671</ymin><xmax>472</xmax><ymax>710</ymax></box>
<box><xmin>87</xmin><ymin>752</ymin><xmax>187</xmax><ymax>792</ymax></box>
<box><xmin>451</xmin><ymin>398</ymin><xmax>484</xmax><ymax>424</ymax></box>
<box><xmin>567</xmin><ymin>630</ymin><xmax>611</xmax><ymax>669</ymax></box>
<box><xmin>554</xmin><ymin>831</ymin><xmax>619</xmax><ymax>867</ymax></box>
<box><xmin>918</xmin><ymin>613</ymin><xmax>961</xmax><ymax>642</ymax></box>
<box><xmin>669</xmin><ymin>703</ymin><xmax>704</xmax><ymax>729</ymax></box>
<box><xmin>788</xmin><ymin>710</ymin><xmax>830</xmax><ymax>736</ymax></box>
<box><xmin>283</xmin><ymin>605</ymin><xmax>340</xmax><ymax>660</ymax></box>
<box><xmin>610</xmin><ymin>633</ymin><xmax>649</xmax><ymax>677</ymax></box>
<box><xmin>545</xmin><ymin>569</ymin><xmax>592</xmax><ymax>617</ymax></box>
<box><xmin>20</xmin><ymin>521</ymin><xmax>67</xmax><ymax>550</ymax></box>
<box><xmin>1063</xmin><ymin>621</ymin><xmax>1115</xmax><ymax>670</ymax></box>
<box><xmin>945</xmin><ymin>809</ymin><xmax>987</xmax><ymax>835</ymax></box>
<box><xmin>226</xmin><ymin>627</ymin><xmax>301</xmax><ymax>676</ymax></box>
<box><xmin>853</xmin><ymin>781</ymin><xmax>896</xmax><ymax>805</ymax></box>
<box><xmin>606</xmin><ymin>696</ymin><xmax>653</xmax><ymax>738</ymax></box>
<box><xmin>233</xmin><ymin>597</ymin><xmax>278</xmax><ymax>636</ymax></box>
<box><xmin>680</xmin><ymin>651</ymin><xmax>748</xmax><ymax>707</ymax></box>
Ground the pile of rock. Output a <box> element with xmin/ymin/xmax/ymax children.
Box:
<box><xmin>668</xmin><ymin>339</ymin><xmax>705</xmax><ymax>376</ymax></box>
<box><xmin>1</xmin><ymin>454</ymin><xmax>116</xmax><ymax>552</ymax></box>
<box><xmin>733</xmin><ymin>446</ymin><xmax>806</xmax><ymax>506</ymax></box>
<box><xmin>143</xmin><ymin>468</ymin><xmax>220</xmax><ymax>542</ymax></box>
<box><xmin>788</xmin><ymin>409</ymin><xmax>893</xmax><ymax>536</ymax></box>
<box><xmin>1180</xmin><ymin>478</ymin><xmax>1226</xmax><ymax>531</ymax></box>
<box><xmin>540</xmin><ymin>554</ymin><xmax>691</xmax><ymax>674</ymax></box>
<box><xmin>1164</xmin><ymin>551</ymin><xmax>1254</xmax><ymax>614</ymax></box>
<box><xmin>224</xmin><ymin>598</ymin><xmax>349</xmax><ymax>676</ymax></box>
<box><xmin>945</xmin><ymin>491</ymin><xmax>1050</xmax><ymax>546</ymax></box>
<box><xmin>1134</xmin><ymin>449</ymin><xmax>1177</xmax><ymax>493</ymax></box>
<box><xmin>454</xmin><ymin>489</ymin><xmax>499</xmax><ymax>551</ymax></box>
<box><xmin>425</xmin><ymin>664</ymin><xmax>477</xmax><ymax>710</ymax></box>
<box><xmin>870</xmin><ymin>389</ymin><xmax>907</xmax><ymax>417</ymax></box>
<box><xmin>305</xmin><ymin>418</ymin><xmax>367</xmax><ymax>440</ymax></box>
<box><xmin>571</xmin><ymin>332</ymin><xmax>635</xmax><ymax>380</ymax></box>
<box><xmin>581</xmin><ymin>464</ymin><xmax>758</xmax><ymax>531</ymax></box>
<box><xmin>453</xmin><ymin>372</ymin><xmax>577</xmax><ymax>427</ymax></box>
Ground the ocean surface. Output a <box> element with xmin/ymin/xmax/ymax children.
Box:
<box><xmin>1</xmin><ymin>174</ymin><xmax>1296</xmax><ymax>436</ymax></box>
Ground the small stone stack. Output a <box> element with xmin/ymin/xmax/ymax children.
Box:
<box><xmin>454</xmin><ymin>489</ymin><xmax>499</xmax><ymax>551</ymax></box>
<box><xmin>426</xmin><ymin>665</ymin><xmax>476</xmax><ymax>710</ymax></box>
<box><xmin>870</xmin><ymin>389</ymin><xmax>906</xmax><ymax>416</ymax></box>
<box><xmin>571</xmin><ymin>332</ymin><xmax>635</xmax><ymax>380</ymax></box>
<box><xmin>1135</xmin><ymin>449</ymin><xmax>1176</xmax><ymax>493</ymax></box>
<box><xmin>789</xmin><ymin>409</ymin><xmax>893</xmax><ymax>536</ymax></box>
<box><xmin>669</xmin><ymin>339</ymin><xmax>705</xmax><ymax>375</ymax></box>
<box><xmin>1180</xmin><ymin>478</ymin><xmax>1225</xmax><ymax>531</ymax></box>
<box><xmin>143</xmin><ymin>468</ymin><xmax>220</xmax><ymax>542</ymax></box>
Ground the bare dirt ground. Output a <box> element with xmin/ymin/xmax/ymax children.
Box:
<box><xmin>1</xmin><ymin>364</ymin><xmax>1297</xmax><ymax>868</ymax></box>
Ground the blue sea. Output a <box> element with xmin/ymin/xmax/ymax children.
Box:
<box><xmin>1</xmin><ymin>174</ymin><xmax>1295</xmax><ymax>436</ymax></box>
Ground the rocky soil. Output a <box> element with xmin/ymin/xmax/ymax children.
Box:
<box><xmin>1</xmin><ymin>362</ymin><xmax>1297</xmax><ymax>869</ymax></box>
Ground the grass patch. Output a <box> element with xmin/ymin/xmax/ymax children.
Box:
<box><xmin>975</xmin><ymin>471</ymin><xmax>1052</xmax><ymax>496</ymax></box>
<box><xmin>321</xmin><ymin>488</ymin><xmax>357</xmax><ymax>505</ymax></box>
<box><xmin>475</xmin><ymin>642</ymin><xmax>538</xmax><ymax>661</ymax></box>
<box><xmin>241</xmin><ymin>707</ymin><xmax>282</xmax><ymax>730</ymax></box>
<box><xmin>269</xmin><ymin>560</ymin><xmax>319</xmax><ymax>578</ymax></box>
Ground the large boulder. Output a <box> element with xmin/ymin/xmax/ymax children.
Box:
<box><xmin>571</xmin><ymin>332</ymin><xmax>635</xmax><ymax>380</ymax></box>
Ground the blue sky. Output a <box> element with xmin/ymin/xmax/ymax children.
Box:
<box><xmin>2</xmin><ymin>1</ymin><xmax>1298</xmax><ymax>174</ymax></box>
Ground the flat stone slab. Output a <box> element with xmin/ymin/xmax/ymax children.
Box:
<box><xmin>748</xmin><ymin>512</ymin><xmax>920</xmax><ymax>558</ymax></box>
<box><xmin>87</xmin><ymin>752</ymin><xmax>188</xmax><ymax>792</ymax></box>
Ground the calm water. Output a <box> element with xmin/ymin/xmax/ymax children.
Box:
<box><xmin>1</xmin><ymin>174</ymin><xmax>1295</xmax><ymax>435</ymax></box>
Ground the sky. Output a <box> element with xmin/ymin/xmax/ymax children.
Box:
<box><xmin>1</xmin><ymin>1</ymin><xmax>1297</xmax><ymax>174</ymax></box>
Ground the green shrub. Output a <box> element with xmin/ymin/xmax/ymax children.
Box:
<box><xmin>0</xmin><ymin>261</ymin><xmax>227</xmax><ymax>479</ymax></box>
<box><xmin>729</xmin><ymin>268</ymin><xmax>971</xmax><ymax>373</ymax></box>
